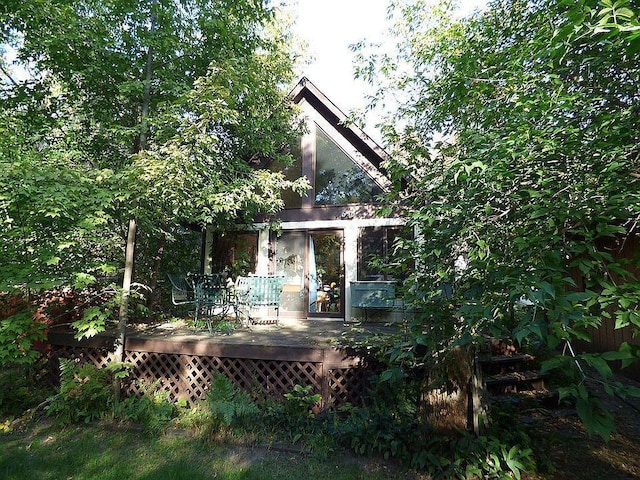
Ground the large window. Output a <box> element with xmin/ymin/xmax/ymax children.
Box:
<box><xmin>358</xmin><ymin>226</ymin><xmax>410</xmax><ymax>281</ymax></box>
<box><xmin>314</xmin><ymin>126</ymin><xmax>383</xmax><ymax>205</ymax></box>
<box><xmin>268</xmin><ymin>140</ymin><xmax>304</xmax><ymax>209</ymax></box>
<box><xmin>208</xmin><ymin>232</ymin><xmax>258</xmax><ymax>278</ymax></box>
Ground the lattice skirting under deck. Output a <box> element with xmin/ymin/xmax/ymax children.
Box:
<box><xmin>49</xmin><ymin>341</ymin><xmax>372</xmax><ymax>408</ymax></box>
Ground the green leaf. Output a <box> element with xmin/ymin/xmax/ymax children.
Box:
<box><xmin>45</xmin><ymin>256</ymin><xmax>61</xmax><ymax>266</ymax></box>
<box><xmin>583</xmin><ymin>354</ymin><xmax>613</xmax><ymax>379</ymax></box>
<box><xmin>537</xmin><ymin>281</ymin><xmax>556</xmax><ymax>300</ymax></box>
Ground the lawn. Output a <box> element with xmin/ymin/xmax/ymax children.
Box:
<box><xmin>3</xmin><ymin>361</ymin><xmax>640</xmax><ymax>480</ymax></box>
<box><xmin>0</xmin><ymin>420</ymin><xmax>420</xmax><ymax>480</ymax></box>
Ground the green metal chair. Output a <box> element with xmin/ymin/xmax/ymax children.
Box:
<box><xmin>191</xmin><ymin>274</ymin><xmax>234</xmax><ymax>333</ymax></box>
<box><xmin>167</xmin><ymin>273</ymin><xmax>195</xmax><ymax>306</ymax></box>
<box><xmin>235</xmin><ymin>275</ymin><xmax>285</xmax><ymax>326</ymax></box>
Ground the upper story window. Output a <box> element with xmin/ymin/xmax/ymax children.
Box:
<box><xmin>269</xmin><ymin>140</ymin><xmax>303</xmax><ymax>209</ymax></box>
<box><xmin>268</xmin><ymin>120</ymin><xmax>386</xmax><ymax>209</ymax></box>
<box><xmin>314</xmin><ymin>126</ymin><xmax>383</xmax><ymax>205</ymax></box>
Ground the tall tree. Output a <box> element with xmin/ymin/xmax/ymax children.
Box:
<box><xmin>360</xmin><ymin>0</ymin><xmax>640</xmax><ymax>438</ymax></box>
<box><xmin>0</xmin><ymin>0</ymin><xmax>307</xmax><ymax>363</ymax></box>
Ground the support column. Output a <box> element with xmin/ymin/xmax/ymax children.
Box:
<box><xmin>343</xmin><ymin>225</ymin><xmax>359</xmax><ymax>322</ymax></box>
<box><xmin>256</xmin><ymin>228</ymin><xmax>270</xmax><ymax>275</ymax></box>
<box><xmin>203</xmin><ymin>225</ymin><xmax>213</xmax><ymax>274</ymax></box>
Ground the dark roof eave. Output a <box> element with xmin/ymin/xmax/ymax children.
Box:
<box><xmin>289</xmin><ymin>77</ymin><xmax>390</xmax><ymax>170</ymax></box>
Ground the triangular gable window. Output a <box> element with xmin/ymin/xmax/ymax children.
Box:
<box><xmin>314</xmin><ymin>126</ymin><xmax>383</xmax><ymax>205</ymax></box>
<box><xmin>270</xmin><ymin>141</ymin><xmax>303</xmax><ymax>209</ymax></box>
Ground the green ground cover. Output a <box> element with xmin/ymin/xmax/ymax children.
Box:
<box><xmin>0</xmin><ymin>421</ymin><xmax>413</xmax><ymax>480</ymax></box>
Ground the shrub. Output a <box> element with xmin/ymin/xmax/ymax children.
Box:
<box><xmin>115</xmin><ymin>380</ymin><xmax>183</xmax><ymax>433</ymax></box>
<box><xmin>46</xmin><ymin>359</ymin><xmax>115</xmax><ymax>423</ymax></box>
<box><xmin>0</xmin><ymin>361</ymin><xmax>54</xmax><ymax>417</ymax></box>
<box><xmin>333</xmin><ymin>403</ymin><xmax>432</xmax><ymax>467</ymax></box>
<box><xmin>206</xmin><ymin>374</ymin><xmax>258</xmax><ymax>429</ymax></box>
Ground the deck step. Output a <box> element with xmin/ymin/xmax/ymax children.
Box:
<box><xmin>491</xmin><ymin>389</ymin><xmax>560</xmax><ymax>409</ymax></box>
<box><xmin>485</xmin><ymin>370</ymin><xmax>547</xmax><ymax>393</ymax></box>
<box><xmin>479</xmin><ymin>353</ymin><xmax>535</xmax><ymax>365</ymax></box>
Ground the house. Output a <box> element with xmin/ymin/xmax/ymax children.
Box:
<box><xmin>202</xmin><ymin>77</ymin><xmax>408</xmax><ymax>322</ymax></box>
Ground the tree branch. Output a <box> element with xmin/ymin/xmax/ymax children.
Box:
<box><xmin>0</xmin><ymin>63</ymin><xmax>19</xmax><ymax>87</ymax></box>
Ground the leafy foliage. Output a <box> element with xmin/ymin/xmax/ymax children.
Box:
<box><xmin>116</xmin><ymin>380</ymin><xmax>184</xmax><ymax>434</ymax></box>
<box><xmin>330</xmin><ymin>374</ymin><xmax>536</xmax><ymax>478</ymax></box>
<box><xmin>205</xmin><ymin>373</ymin><xmax>258</xmax><ymax>429</ymax></box>
<box><xmin>46</xmin><ymin>359</ymin><xmax>117</xmax><ymax>424</ymax></box>
<box><xmin>0</xmin><ymin>0</ymin><xmax>307</xmax><ymax>357</ymax></box>
<box><xmin>0</xmin><ymin>362</ymin><xmax>55</xmax><ymax>418</ymax></box>
<box><xmin>283</xmin><ymin>384</ymin><xmax>322</xmax><ymax>418</ymax></box>
<box><xmin>0</xmin><ymin>123</ymin><xmax>123</xmax><ymax>293</ymax></box>
<box><xmin>356</xmin><ymin>0</ymin><xmax>640</xmax><ymax>439</ymax></box>
<box><xmin>0</xmin><ymin>310</ymin><xmax>47</xmax><ymax>366</ymax></box>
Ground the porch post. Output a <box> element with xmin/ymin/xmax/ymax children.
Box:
<box><xmin>203</xmin><ymin>225</ymin><xmax>213</xmax><ymax>274</ymax></box>
<box><xmin>343</xmin><ymin>225</ymin><xmax>358</xmax><ymax>322</ymax></box>
<box><xmin>256</xmin><ymin>228</ymin><xmax>270</xmax><ymax>275</ymax></box>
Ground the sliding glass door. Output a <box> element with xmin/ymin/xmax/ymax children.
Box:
<box><xmin>273</xmin><ymin>230</ymin><xmax>343</xmax><ymax>318</ymax></box>
<box><xmin>308</xmin><ymin>231</ymin><xmax>343</xmax><ymax>317</ymax></box>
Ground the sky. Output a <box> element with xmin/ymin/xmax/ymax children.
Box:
<box><xmin>292</xmin><ymin>1</ymin><xmax>388</xmax><ymax>102</ymax></box>
<box><xmin>290</xmin><ymin>0</ymin><xmax>487</xmax><ymax>143</ymax></box>
<box><xmin>291</xmin><ymin>0</ymin><xmax>390</xmax><ymax>141</ymax></box>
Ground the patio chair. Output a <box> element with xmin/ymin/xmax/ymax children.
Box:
<box><xmin>235</xmin><ymin>274</ymin><xmax>285</xmax><ymax>326</ymax></box>
<box><xmin>167</xmin><ymin>273</ymin><xmax>195</xmax><ymax>306</ymax></box>
<box><xmin>192</xmin><ymin>274</ymin><xmax>234</xmax><ymax>333</ymax></box>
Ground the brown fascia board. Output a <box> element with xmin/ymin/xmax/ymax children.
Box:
<box><xmin>289</xmin><ymin>77</ymin><xmax>390</xmax><ymax>171</ymax></box>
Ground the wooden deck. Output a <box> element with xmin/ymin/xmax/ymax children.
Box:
<box><xmin>46</xmin><ymin>319</ymin><xmax>400</xmax><ymax>408</ymax></box>
<box><xmin>130</xmin><ymin>317</ymin><xmax>397</xmax><ymax>347</ymax></box>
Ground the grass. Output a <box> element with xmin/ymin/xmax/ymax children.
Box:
<box><xmin>0</xmin><ymin>420</ymin><xmax>419</xmax><ymax>480</ymax></box>
<box><xmin>5</xmin><ymin>360</ymin><xmax>640</xmax><ymax>480</ymax></box>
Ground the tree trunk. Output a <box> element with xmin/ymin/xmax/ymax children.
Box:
<box><xmin>113</xmin><ymin>218</ymin><xmax>136</xmax><ymax>399</ymax></box>
<box><xmin>113</xmin><ymin>2</ymin><xmax>156</xmax><ymax>399</ymax></box>
<box><xmin>117</xmin><ymin>218</ymin><xmax>137</xmax><ymax>357</ymax></box>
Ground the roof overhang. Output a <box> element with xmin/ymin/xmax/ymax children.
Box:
<box><xmin>289</xmin><ymin>77</ymin><xmax>390</xmax><ymax>171</ymax></box>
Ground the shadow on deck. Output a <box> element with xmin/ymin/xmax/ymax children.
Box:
<box><xmin>125</xmin><ymin>317</ymin><xmax>401</xmax><ymax>349</ymax></box>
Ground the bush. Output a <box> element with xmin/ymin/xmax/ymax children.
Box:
<box><xmin>115</xmin><ymin>380</ymin><xmax>184</xmax><ymax>433</ymax></box>
<box><xmin>263</xmin><ymin>385</ymin><xmax>321</xmax><ymax>430</ymax></box>
<box><xmin>205</xmin><ymin>374</ymin><xmax>258</xmax><ymax>429</ymax></box>
<box><xmin>333</xmin><ymin>403</ymin><xmax>432</xmax><ymax>467</ymax></box>
<box><xmin>0</xmin><ymin>361</ymin><xmax>54</xmax><ymax>418</ymax></box>
<box><xmin>46</xmin><ymin>359</ymin><xmax>116</xmax><ymax>423</ymax></box>
<box><xmin>330</xmin><ymin>402</ymin><xmax>536</xmax><ymax>478</ymax></box>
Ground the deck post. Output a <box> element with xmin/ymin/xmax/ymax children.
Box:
<box><xmin>320</xmin><ymin>350</ymin><xmax>330</xmax><ymax>408</ymax></box>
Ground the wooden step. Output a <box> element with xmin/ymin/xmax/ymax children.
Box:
<box><xmin>479</xmin><ymin>353</ymin><xmax>537</xmax><ymax>377</ymax></box>
<box><xmin>479</xmin><ymin>353</ymin><xmax>535</xmax><ymax>366</ymax></box>
<box><xmin>491</xmin><ymin>389</ymin><xmax>560</xmax><ymax>409</ymax></box>
<box><xmin>485</xmin><ymin>370</ymin><xmax>547</xmax><ymax>393</ymax></box>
